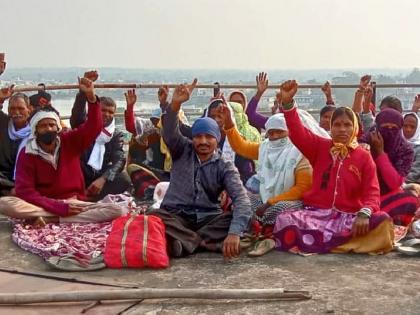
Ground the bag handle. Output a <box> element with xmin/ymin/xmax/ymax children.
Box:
<box><xmin>142</xmin><ymin>215</ymin><xmax>149</xmax><ymax>266</ymax></box>
<box><xmin>120</xmin><ymin>213</ymin><xmax>136</xmax><ymax>267</ymax></box>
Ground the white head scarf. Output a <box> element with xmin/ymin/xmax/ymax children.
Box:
<box><xmin>403</xmin><ymin>113</ymin><xmax>420</xmax><ymax>145</ymax></box>
<box><xmin>258</xmin><ymin>114</ymin><xmax>302</xmax><ymax>203</ymax></box>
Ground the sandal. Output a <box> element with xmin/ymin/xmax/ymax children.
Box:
<box><xmin>248</xmin><ymin>239</ymin><xmax>275</xmax><ymax>257</ymax></box>
<box><xmin>396</xmin><ymin>238</ymin><xmax>420</xmax><ymax>256</ymax></box>
<box><xmin>46</xmin><ymin>254</ymin><xmax>106</xmax><ymax>271</ymax></box>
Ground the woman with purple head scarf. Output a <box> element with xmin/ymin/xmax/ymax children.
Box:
<box><xmin>367</xmin><ymin>108</ymin><xmax>417</xmax><ymax>226</ymax></box>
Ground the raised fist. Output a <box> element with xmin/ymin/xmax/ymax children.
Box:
<box><xmin>78</xmin><ymin>77</ymin><xmax>96</xmax><ymax>103</ymax></box>
<box><xmin>84</xmin><ymin>70</ymin><xmax>99</xmax><ymax>82</ymax></box>
<box><xmin>280</xmin><ymin>80</ymin><xmax>298</xmax><ymax>105</ymax></box>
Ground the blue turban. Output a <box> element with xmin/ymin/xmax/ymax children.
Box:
<box><xmin>191</xmin><ymin>117</ymin><xmax>221</xmax><ymax>142</ymax></box>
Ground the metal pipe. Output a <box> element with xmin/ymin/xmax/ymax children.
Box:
<box><xmin>12</xmin><ymin>82</ymin><xmax>420</xmax><ymax>93</ymax></box>
<box><xmin>0</xmin><ymin>288</ymin><xmax>311</xmax><ymax>304</ymax></box>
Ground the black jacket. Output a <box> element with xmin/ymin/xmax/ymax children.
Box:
<box><xmin>70</xmin><ymin>92</ymin><xmax>126</xmax><ymax>185</ymax></box>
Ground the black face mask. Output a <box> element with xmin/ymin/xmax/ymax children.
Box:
<box><xmin>37</xmin><ymin>131</ymin><xmax>58</xmax><ymax>145</ymax></box>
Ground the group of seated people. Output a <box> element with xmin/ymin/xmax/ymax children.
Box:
<box><xmin>0</xmin><ymin>54</ymin><xmax>419</xmax><ymax>260</ymax></box>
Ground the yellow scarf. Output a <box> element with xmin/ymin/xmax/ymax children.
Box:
<box><xmin>158</xmin><ymin>109</ymin><xmax>189</xmax><ymax>171</ymax></box>
<box><xmin>329</xmin><ymin>108</ymin><xmax>359</xmax><ymax>160</ymax></box>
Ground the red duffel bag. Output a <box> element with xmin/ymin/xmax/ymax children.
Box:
<box><xmin>104</xmin><ymin>213</ymin><xmax>169</xmax><ymax>268</ymax></box>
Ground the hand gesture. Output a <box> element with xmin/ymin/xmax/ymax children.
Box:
<box><xmin>223</xmin><ymin>234</ymin><xmax>240</xmax><ymax>260</ymax></box>
<box><xmin>360</xmin><ymin>75</ymin><xmax>371</xmax><ymax>90</ymax></box>
<box><xmin>218</xmin><ymin>95</ymin><xmax>235</xmax><ymax>130</ymax></box>
<box><xmin>352</xmin><ymin>216</ymin><xmax>370</xmax><ymax>237</ymax></box>
<box><xmin>362</xmin><ymin>85</ymin><xmax>373</xmax><ymax>113</ymax></box>
<box><xmin>124</xmin><ymin>89</ymin><xmax>137</xmax><ymax>110</ymax></box>
<box><xmin>84</xmin><ymin>70</ymin><xmax>99</xmax><ymax>82</ymax></box>
<box><xmin>158</xmin><ymin>85</ymin><xmax>169</xmax><ymax>104</ymax></box>
<box><xmin>256</xmin><ymin>72</ymin><xmax>268</xmax><ymax>98</ymax></box>
<box><xmin>171</xmin><ymin>78</ymin><xmax>198</xmax><ymax>112</ymax></box>
<box><xmin>321</xmin><ymin>81</ymin><xmax>332</xmax><ymax>97</ymax></box>
<box><xmin>412</xmin><ymin>94</ymin><xmax>420</xmax><ymax>113</ymax></box>
<box><xmin>0</xmin><ymin>85</ymin><xmax>14</xmax><ymax>101</ymax></box>
<box><xmin>271</xmin><ymin>101</ymin><xmax>280</xmax><ymax>115</ymax></box>
<box><xmin>280</xmin><ymin>80</ymin><xmax>298</xmax><ymax>105</ymax></box>
<box><xmin>78</xmin><ymin>77</ymin><xmax>96</xmax><ymax>103</ymax></box>
<box><xmin>369</xmin><ymin>130</ymin><xmax>384</xmax><ymax>157</ymax></box>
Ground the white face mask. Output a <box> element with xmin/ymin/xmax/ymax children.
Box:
<box><xmin>268</xmin><ymin>137</ymin><xmax>288</xmax><ymax>148</ymax></box>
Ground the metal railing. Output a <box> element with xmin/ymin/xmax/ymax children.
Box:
<box><xmin>50</xmin><ymin>82</ymin><xmax>420</xmax><ymax>120</ymax></box>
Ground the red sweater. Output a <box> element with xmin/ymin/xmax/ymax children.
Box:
<box><xmin>284</xmin><ymin>107</ymin><xmax>380</xmax><ymax>213</ymax></box>
<box><xmin>15</xmin><ymin>100</ymin><xmax>102</xmax><ymax>216</ymax></box>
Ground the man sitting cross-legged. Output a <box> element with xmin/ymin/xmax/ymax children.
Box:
<box><xmin>0</xmin><ymin>77</ymin><xmax>123</xmax><ymax>225</ymax></box>
<box><xmin>148</xmin><ymin>79</ymin><xmax>252</xmax><ymax>259</ymax></box>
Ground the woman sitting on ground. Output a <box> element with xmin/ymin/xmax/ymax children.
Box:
<box><xmin>222</xmin><ymin>106</ymin><xmax>312</xmax><ymax>227</ymax></box>
<box><xmin>365</xmin><ymin>108</ymin><xmax>417</xmax><ymax>226</ymax></box>
<box><xmin>222</xmin><ymin>100</ymin><xmax>312</xmax><ymax>226</ymax></box>
<box><xmin>273</xmin><ymin>80</ymin><xmax>394</xmax><ymax>254</ymax></box>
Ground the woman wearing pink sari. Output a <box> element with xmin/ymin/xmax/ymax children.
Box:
<box><xmin>273</xmin><ymin>80</ymin><xmax>394</xmax><ymax>254</ymax></box>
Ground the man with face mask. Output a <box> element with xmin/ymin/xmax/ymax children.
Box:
<box><xmin>0</xmin><ymin>77</ymin><xmax>123</xmax><ymax>224</ymax></box>
<box><xmin>70</xmin><ymin>71</ymin><xmax>130</xmax><ymax>201</ymax></box>
<box><xmin>148</xmin><ymin>79</ymin><xmax>252</xmax><ymax>260</ymax></box>
<box><xmin>0</xmin><ymin>92</ymin><xmax>31</xmax><ymax>196</ymax></box>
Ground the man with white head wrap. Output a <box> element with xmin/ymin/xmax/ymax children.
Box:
<box><xmin>0</xmin><ymin>78</ymin><xmax>123</xmax><ymax>225</ymax></box>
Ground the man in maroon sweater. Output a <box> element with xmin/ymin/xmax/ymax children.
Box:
<box><xmin>0</xmin><ymin>78</ymin><xmax>123</xmax><ymax>224</ymax></box>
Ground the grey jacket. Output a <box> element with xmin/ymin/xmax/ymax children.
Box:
<box><xmin>407</xmin><ymin>144</ymin><xmax>420</xmax><ymax>184</ymax></box>
<box><xmin>160</xmin><ymin>106</ymin><xmax>252</xmax><ymax>235</ymax></box>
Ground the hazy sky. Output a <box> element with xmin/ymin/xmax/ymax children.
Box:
<box><xmin>1</xmin><ymin>0</ymin><xmax>419</xmax><ymax>69</ymax></box>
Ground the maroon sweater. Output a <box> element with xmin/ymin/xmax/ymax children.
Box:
<box><xmin>15</xmin><ymin>99</ymin><xmax>102</xmax><ymax>216</ymax></box>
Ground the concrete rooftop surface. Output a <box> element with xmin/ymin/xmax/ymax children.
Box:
<box><xmin>0</xmin><ymin>220</ymin><xmax>419</xmax><ymax>315</ymax></box>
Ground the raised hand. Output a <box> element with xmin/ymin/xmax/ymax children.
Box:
<box><xmin>321</xmin><ymin>81</ymin><xmax>334</xmax><ymax>104</ymax></box>
<box><xmin>360</xmin><ymin>75</ymin><xmax>371</xmax><ymax>90</ymax></box>
<box><xmin>78</xmin><ymin>77</ymin><xmax>96</xmax><ymax>103</ymax></box>
<box><xmin>84</xmin><ymin>70</ymin><xmax>99</xmax><ymax>82</ymax></box>
<box><xmin>0</xmin><ymin>85</ymin><xmax>14</xmax><ymax>101</ymax></box>
<box><xmin>256</xmin><ymin>72</ymin><xmax>268</xmax><ymax>99</ymax></box>
<box><xmin>171</xmin><ymin>78</ymin><xmax>198</xmax><ymax>112</ymax></box>
<box><xmin>158</xmin><ymin>85</ymin><xmax>169</xmax><ymax>104</ymax></box>
<box><xmin>280</xmin><ymin>80</ymin><xmax>298</xmax><ymax>105</ymax></box>
<box><xmin>321</xmin><ymin>81</ymin><xmax>332</xmax><ymax>97</ymax></box>
<box><xmin>362</xmin><ymin>85</ymin><xmax>373</xmax><ymax>113</ymax></box>
<box><xmin>412</xmin><ymin>94</ymin><xmax>420</xmax><ymax>113</ymax></box>
<box><xmin>124</xmin><ymin>89</ymin><xmax>137</xmax><ymax>110</ymax></box>
<box><xmin>218</xmin><ymin>95</ymin><xmax>235</xmax><ymax>130</ymax></box>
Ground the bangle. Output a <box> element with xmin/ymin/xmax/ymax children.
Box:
<box><xmin>282</xmin><ymin>101</ymin><xmax>294</xmax><ymax>110</ymax></box>
<box><xmin>358</xmin><ymin>208</ymin><xmax>371</xmax><ymax>218</ymax></box>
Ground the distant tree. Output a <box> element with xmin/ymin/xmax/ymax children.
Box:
<box><xmin>331</xmin><ymin>71</ymin><xmax>360</xmax><ymax>106</ymax></box>
<box><xmin>374</xmin><ymin>74</ymin><xmax>396</xmax><ymax>84</ymax></box>
<box><xmin>406</xmin><ymin>68</ymin><xmax>420</xmax><ymax>83</ymax></box>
